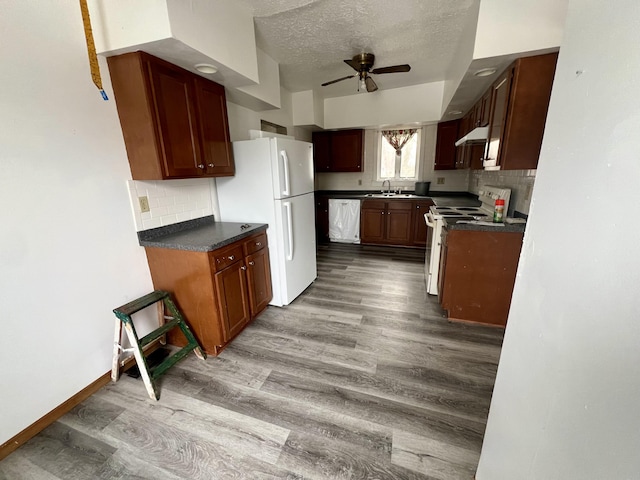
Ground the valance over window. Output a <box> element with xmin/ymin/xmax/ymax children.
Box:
<box><xmin>381</xmin><ymin>129</ymin><xmax>417</xmax><ymax>155</ymax></box>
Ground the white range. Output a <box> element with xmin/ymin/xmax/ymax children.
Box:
<box><xmin>425</xmin><ymin>186</ymin><xmax>512</xmax><ymax>296</ymax></box>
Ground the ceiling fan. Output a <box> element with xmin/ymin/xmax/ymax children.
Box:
<box><xmin>321</xmin><ymin>53</ymin><xmax>411</xmax><ymax>92</ymax></box>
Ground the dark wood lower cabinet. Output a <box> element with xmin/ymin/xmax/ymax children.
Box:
<box><xmin>214</xmin><ymin>258</ymin><xmax>250</xmax><ymax>340</ymax></box>
<box><xmin>315</xmin><ymin>194</ymin><xmax>330</xmax><ymax>243</ymax></box>
<box><xmin>246</xmin><ymin>247</ymin><xmax>272</xmax><ymax>316</ymax></box>
<box><xmin>412</xmin><ymin>200</ymin><xmax>435</xmax><ymax>247</ymax></box>
<box><xmin>439</xmin><ymin>228</ymin><xmax>523</xmax><ymax>327</ymax></box>
<box><xmin>144</xmin><ymin>231</ymin><xmax>271</xmax><ymax>355</ymax></box>
<box><xmin>361</xmin><ymin>198</ymin><xmax>432</xmax><ymax>248</ymax></box>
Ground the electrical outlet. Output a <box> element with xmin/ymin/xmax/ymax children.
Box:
<box><xmin>138</xmin><ymin>196</ymin><xmax>150</xmax><ymax>213</ymax></box>
<box><xmin>437</xmin><ymin>177</ymin><xmax>445</xmax><ymax>185</ymax></box>
<box><xmin>358</xmin><ymin>179</ymin><xmax>362</xmax><ymax>186</ymax></box>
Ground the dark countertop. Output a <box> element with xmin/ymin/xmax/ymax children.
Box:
<box><xmin>315</xmin><ymin>190</ymin><xmax>480</xmax><ymax>207</ymax></box>
<box><xmin>444</xmin><ymin>217</ymin><xmax>526</xmax><ymax>233</ymax></box>
<box><xmin>138</xmin><ymin>216</ymin><xmax>268</xmax><ymax>252</ymax></box>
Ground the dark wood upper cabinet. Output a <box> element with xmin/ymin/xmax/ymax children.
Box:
<box><xmin>485</xmin><ymin>52</ymin><xmax>558</xmax><ymax>170</ymax></box>
<box><xmin>500</xmin><ymin>52</ymin><xmax>558</xmax><ymax>170</ymax></box>
<box><xmin>107</xmin><ymin>51</ymin><xmax>234</xmax><ymax>180</ymax></box>
<box><xmin>479</xmin><ymin>91</ymin><xmax>491</xmax><ymax>127</ymax></box>
<box><xmin>485</xmin><ymin>67</ymin><xmax>514</xmax><ymax>167</ymax></box>
<box><xmin>312</xmin><ymin>132</ymin><xmax>331</xmax><ymax>172</ymax></box>
<box><xmin>434</xmin><ymin>120</ymin><xmax>459</xmax><ymax>170</ymax></box>
<box><xmin>194</xmin><ymin>77</ymin><xmax>235</xmax><ymax>176</ymax></box>
<box><xmin>312</xmin><ymin>129</ymin><xmax>364</xmax><ymax>172</ymax></box>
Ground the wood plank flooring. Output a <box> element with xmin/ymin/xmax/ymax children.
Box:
<box><xmin>0</xmin><ymin>243</ymin><xmax>504</xmax><ymax>479</ymax></box>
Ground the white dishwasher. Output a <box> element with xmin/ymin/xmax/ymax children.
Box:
<box><xmin>328</xmin><ymin>199</ymin><xmax>361</xmax><ymax>244</ymax></box>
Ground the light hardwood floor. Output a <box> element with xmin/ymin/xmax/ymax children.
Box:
<box><xmin>0</xmin><ymin>243</ymin><xmax>504</xmax><ymax>479</ymax></box>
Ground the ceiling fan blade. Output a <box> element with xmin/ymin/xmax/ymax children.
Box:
<box><xmin>343</xmin><ymin>59</ymin><xmax>361</xmax><ymax>72</ymax></box>
<box><xmin>365</xmin><ymin>76</ymin><xmax>378</xmax><ymax>93</ymax></box>
<box><xmin>321</xmin><ymin>75</ymin><xmax>355</xmax><ymax>87</ymax></box>
<box><xmin>371</xmin><ymin>64</ymin><xmax>411</xmax><ymax>75</ymax></box>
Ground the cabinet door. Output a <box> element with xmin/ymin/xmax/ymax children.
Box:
<box><xmin>479</xmin><ymin>91</ymin><xmax>491</xmax><ymax>127</ymax></box>
<box><xmin>215</xmin><ymin>261</ymin><xmax>250</xmax><ymax>341</ymax></box>
<box><xmin>386</xmin><ymin>201</ymin><xmax>413</xmax><ymax>245</ymax></box>
<box><xmin>361</xmin><ymin>203</ymin><xmax>386</xmax><ymax>244</ymax></box>
<box><xmin>434</xmin><ymin>120</ymin><xmax>459</xmax><ymax>170</ymax></box>
<box><xmin>194</xmin><ymin>77</ymin><xmax>235</xmax><ymax>177</ymax></box>
<box><xmin>246</xmin><ymin>248</ymin><xmax>272</xmax><ymax>317</ymax></box>
<box><xmin>412</xmin><ymin>200</ymin><xmax>434</xmax><ymax>247</ymax></box>
<box><xmin>312</xmin><ymin>132</ymin><xmax>331</xmax><ymax>172</ymax></box>
<box><xmin>147</xmin><ymin>59</ymin><xmax>201</xmax><ymax>178</ymax></box>
<box><xmin>315</xmin><ymin>195</ymin><xmax>329</xmax><ymax>243</ymax></box>
<box><xmin>485</xmin><ymin>68</ymin><xmax>514</xmax><ymax>167</ymax></box>
<box><xmin>437</xmin><ymin>228</ymin><xmax>449</xmax><ymax>306</ymax></box>
<box><xmin>330</xmin><ymin>129</ymin><xmax>363</xmax><ymax>172</ymax></box>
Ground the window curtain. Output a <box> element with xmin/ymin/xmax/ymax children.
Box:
<box><xmin>381</xmin><ymin>129</ymin><xmax>417</xmax><ymax>155</ymax></box>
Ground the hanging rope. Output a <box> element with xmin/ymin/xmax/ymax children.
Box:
<box><xmin>79</xmin><ymin>0</ymin><xmax>108</xmax><ymax>100</ymax></box>
<box><xmin>381</xmin><ymin>129</ymin><xmax>417</xmax><ymax>155</ymax></box>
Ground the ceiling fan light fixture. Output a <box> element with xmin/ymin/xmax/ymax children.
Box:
<box><xmin>474</xmin><ymin>67</ymin><xmax>497</xmax><ymax>77</ymax></box>
<box><xmin>195</xmin><ymin>63</ymin><xmax>218</xmax><ymax>74</ymax></box>
<box><xmin>359</xmin><ymin>77</ymin><xmax>367</xmax><ymax>92</ymax></box>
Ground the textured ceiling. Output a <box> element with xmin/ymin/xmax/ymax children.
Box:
<box><xmin>238</xmin><ymin>0</ymin><xmax>480</xmax><ymax>98</ymax></box>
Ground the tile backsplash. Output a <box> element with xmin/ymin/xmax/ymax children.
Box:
<box><xmin>469</xmin><ymin>169</ymin><xmax>536</xmax><ymax>215</ymax></box>
<box><xmin>127</xmin><ymin>178</ymin><xmax>215</xmax><ymax>231</ymax></box>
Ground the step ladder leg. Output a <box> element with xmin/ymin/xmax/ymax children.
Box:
<box><xmin>122</xmin><ymin>322</ymin><xmax>159</xmax><ymax>401</ymax></box>
<box><xmin>163</xmin><ymin>297</ymin><xmax>206</xmax><ymax>361</ymax></box>
<box><xmin>111</xmin><ymin>317</ymin><xmax>123</xmax><ymax>382</ymax></box>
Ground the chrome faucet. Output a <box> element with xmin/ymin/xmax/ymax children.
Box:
<box><xmin>382</xmin><ymin>180</ymin><xmax>391</xmax><ymax>195</ymax></box>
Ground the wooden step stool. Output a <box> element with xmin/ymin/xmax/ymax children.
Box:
<box><xmin>112</xmin><ymin>290</ymin><xmax>206</xmax><ymax>400</ymax></box>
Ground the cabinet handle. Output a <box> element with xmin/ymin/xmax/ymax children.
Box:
<box><xmin>241</xmin><ymin>265</ymin><xmax>247</xmax><ymax>270</ymax></box>
<box><xmin>256</xmin><ymin>242</ymin><xmax>262</xmax><ymax>247</ymax></box>
<box><xmin>197</xmin><ymin>164</ymin><xmax>205</xmax><ymax>169</ymax></box>
<box><xmin>249</xmin><ymin>261</ymin><xmax>255</xmax><ymax>266</ymax></box>
<box><xmin>208</xmin><ymin>163</ymin><xmax>215</xmax><ymax>168</ymax></box>
<box><xmin>228</xmin><ymin>255</ymin><xmax>235</xmax><ymax>261</ymax></box>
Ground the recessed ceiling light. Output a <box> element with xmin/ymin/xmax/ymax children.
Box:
<box><xmin>195</xmin><ymin>63</ymin><xmax>218</xmax><ymax>74</ymax></box>
<box><xmin>474</xmin><ymin>68</ymin><xmax>497</xmax><ymax>77</ymax></box>
<box><xmin>448</xmin><ymin>110</ymin><xmax>463</xmax><ymax>115</ymax></box>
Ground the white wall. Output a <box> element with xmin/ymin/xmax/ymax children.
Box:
<box><xmin>324</xmin><ymin>82</ymin><xmax>445</xmax><ymax>129</ymax></box>
<box><xmin>474</xmin><ymin>0</ymin><xmax>568</xmax><ymax>59</ymax></box>
<box><xmin>477</xmin><ymin>1</ymin><xmax>640</xmax><ymax>478</ymax></box>
<box><xmin>0</xmin><ymin>1</ymin><xmax>155</xmax><ymax>444</ymax></box>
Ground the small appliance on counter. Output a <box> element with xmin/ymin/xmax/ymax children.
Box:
<box><xmin>424</xmin><ymin>185</ymin><xmax>511</xmax><ymax>295</ymax></box>
<box><xmin>414</xmin><ymin>181</ymin><xmax>431</xmax><ymax>196</ymax></box>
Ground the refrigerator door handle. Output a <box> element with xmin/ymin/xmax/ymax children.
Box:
<box><xmin>280</xmin><ymin>150</ymin><xmax>291</xmax><ymax>196</ymax></box>
<box><xmin>284</xmin><ymin>201</ymin><xmax>294</xmax><ymax>261</ymax></box>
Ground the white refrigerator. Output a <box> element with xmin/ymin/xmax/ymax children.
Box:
<box><xmin>216</xmin><ymin>135</ymin><xmax>317</xmax><ymax>307</ymax></box>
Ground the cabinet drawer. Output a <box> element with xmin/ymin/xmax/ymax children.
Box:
<box><xmin>210</xmin><ymin>245</ymin><xmax>243</xmax><ymax>272</ymax></box>
<box><xmin>387</xmin><ymin>200</ymin><xmax>413</xmax><ymax>211</ymax></box>
<box><xmin>362</xmin><ymin>199</ymin><xmax>386</xmax><ymax>210</ymax></box>
<box><xmin>243</xmin><ymin>232</ymin><xmax>267</xmax><ymax>256</ymax></box>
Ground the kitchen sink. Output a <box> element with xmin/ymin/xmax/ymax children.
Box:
<box><xmin>365</xmin><ymin>193</ymin><xmax>418</xmax><ymax>198</ymax></box>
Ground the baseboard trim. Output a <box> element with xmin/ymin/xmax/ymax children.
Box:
<box><xmin>0</xmin><ymin>343</ymin><xmax>160</xmax><ymax>461</ymax></box>
<box><xmin>0</xmin><ymin>372</ymin><xmax>111</xmax><ymax>461</ymax></box>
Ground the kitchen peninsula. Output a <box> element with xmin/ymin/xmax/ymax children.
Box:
<box><xmin>138</xmin><ymin>217</ymin><xmax>272</xmax><ymax>355</ymax></box>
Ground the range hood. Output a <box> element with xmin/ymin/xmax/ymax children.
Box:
<box><xmin>455</xmin><ymin>126</ymin><xmax>489</xmax><ymax>146</ymax></box>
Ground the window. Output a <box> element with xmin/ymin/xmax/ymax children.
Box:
<box><xmin>377</xmin><ymin>129</ymin><xmax>421</xmax><ymax>181</ymax></box>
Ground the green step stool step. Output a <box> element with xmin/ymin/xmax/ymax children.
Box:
<box><xmin>112</xmin><ymin>290</ymin><xmax>206</xmax><ymax>400</ymax></box>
